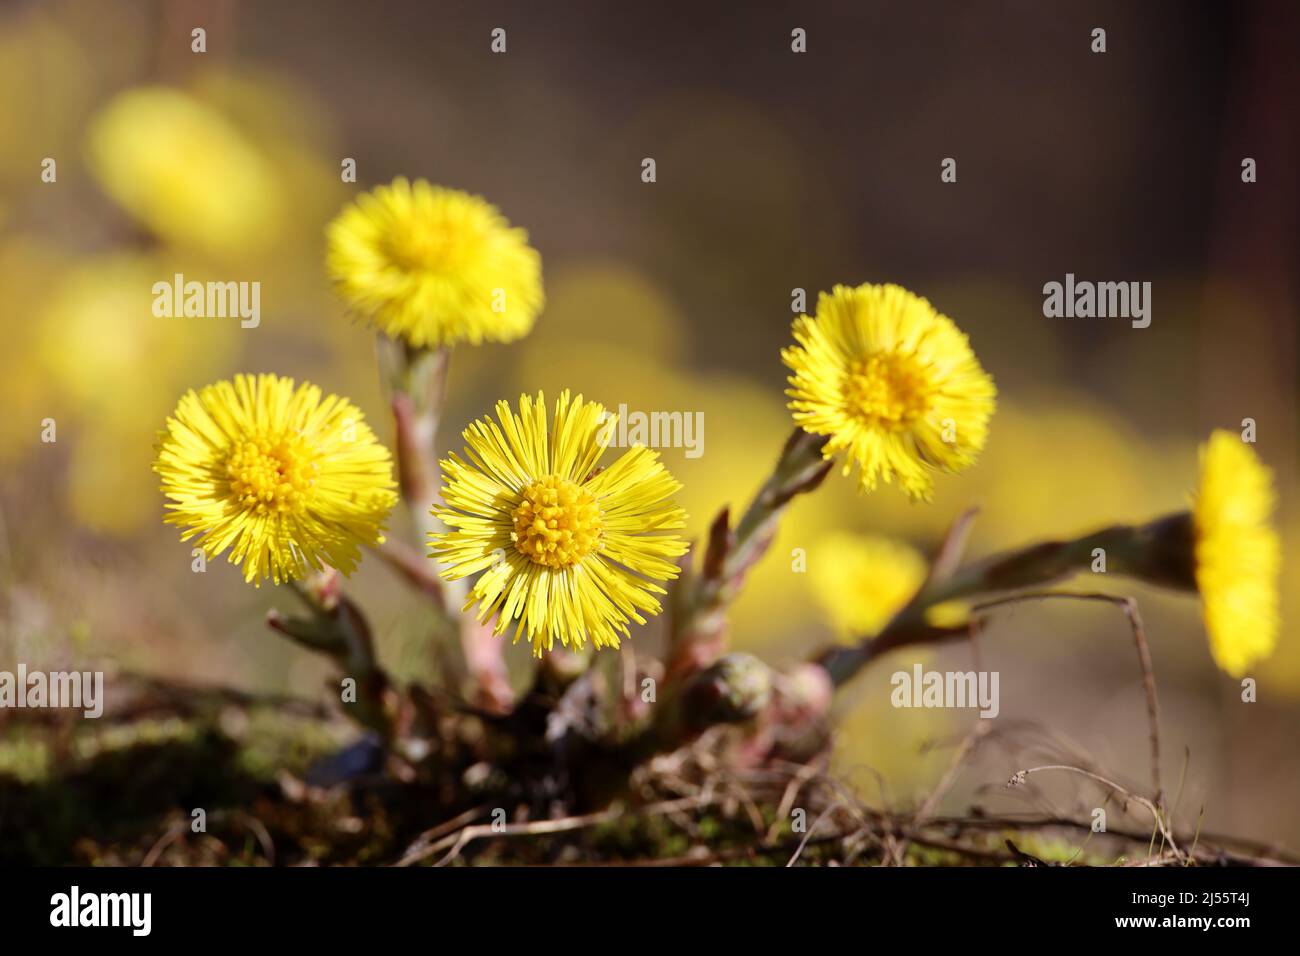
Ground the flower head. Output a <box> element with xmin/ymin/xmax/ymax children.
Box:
<box><xmin>810</xmin><ymin>532</ymin><xmax>964</xmax><ymax>639</ymax></box>
<box><xmin>783</xmin><ymin>283</ymin><xmax>996</xmax><ymax>501</ymax></box>
<box><xmin>154</xmin><ymin>374</ymin><xmax>397</xmax><ymax>586</ymax></box>
<box><xmin>431</xmin><ymin>391</ymin><xmax>688</xmax><ymax>656</ymax></box>
<box><xmin>87</xmin><ymin>88</ymin><xmax>283</xmax><ymax>257</ymax></box>
<box><xmin>810</xmin><ymin>533</ymin><xmax>929</xmax><ymax>637</ymax></box>
<box><xmin>326</xmin><ymin>177</ymin><xmax>543</xmax><ymax>348</ymax></box>
<box><xmin>39</xmin><ymin>255</ymin><xmax>240</xmax><ymax>535</ymax></box>
<box><xmin>1191</xmin><ymin>430</ymin><xmax>1280</xmax><ymax>676</ymax></box>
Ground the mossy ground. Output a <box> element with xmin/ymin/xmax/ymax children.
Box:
<box><xmin>1</xmin><ymin>707</ymin><xmax>1120</xmax><ymax>867</ymax></box>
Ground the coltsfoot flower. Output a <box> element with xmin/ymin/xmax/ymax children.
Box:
<box><xmin>1191</xmin><ymin>430</ymin><xmax>1280</xmax><ymax>676</ymax></box>
<box><xmin>783</xmin><ymin>283</ymin><xmax>996</xmax><ymax>501</ymax></box>
<box><xmin>154</xmin><ymin>374</ymin><xmax>398</xmax><ymax>586</ymax></box>
<box><xmin>431</xmin><ymin>391</ymin><xmax>688</xmax><ymax>656</ymax></box>
<box><xmin>810</xmin><ymin>532</ymin><xmax>965</xmax><ymax>638</ymax></box>
<box><xmin>326</xmin><ymin>177</ymin><xmax>543</xmax><ymax>349</ymax></box>
<box><xmin>811</xmin><ymin>533</ymin><xmax>928</xmax><ymax>637</ymax></box>
<box><xmin>87</xmin><ymin>88</ymin><xmax>284</xmax><ymax>256</ymax></box>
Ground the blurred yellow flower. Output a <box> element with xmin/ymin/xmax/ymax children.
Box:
<box><xmin>326</xmin><ymin>178</ymin><xmax>543</xmax><ymax>349</ymax></box>
<box><xmin>810</xmin><ymin>532</ymin><xmax>927</xmax><ymax>637</ymax></box>
<box><xmin>810</xmin><ymin>532</ymin><xmax>965</xmax><ymax>640</ymax></box>
<box><xmin>36</xmin><ymin>255</ymin><xmax>241</xmax><ymax>533</ymax></box>
<box><xmin>1192</xmin><ymin>430</ymin><xmax>1280</xmax><ymax>676</ymax></box>
<box><xmin>783</xmin><ymin>283</ymin><xmax>996</xmax><ymax>501</ymax></box>
<box><xmin>154</xmin><ymin>374</ymin><xmax>397</xmax><ymax>586</ymax></box>
<box><xmin>86</xmin><ymin>87</ymin><xmax>284</xmax><ymax>256</ymax></box>
<box><xmin>431</xmin><ymin>391</ymin><xmax>688</xmax><ymax>656</ymax></box>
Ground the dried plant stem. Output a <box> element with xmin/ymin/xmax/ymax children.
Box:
<box><xmin>785</xmin><ymin>800</ymin><xmax>855</xmax><ymax>866</ymax></box>
<box><xmin>821</xmin><ymin>586</ymin><xmax>1167</xmax><ymax>833</ymax></box>
<box><xmin>887</xmin><ymin>721</ymin><xmax>992</xmax><ymax>865</ymax></box>
<box><xmin>395</xmin><ymin>794</ymin><xmax>713</xmax><ymax>867</ymax></box>
<box><xmin>1011</xmin><ymin>764</ymin><xmax>1179</xmax><ymax>857</ymax></box>
<box><xmin>142</xmin><ymin>811</ymin><xmax>274</xmax><ymax>867</ymax></box>
<box><xmin>972</xmin><ymin>591</ymin><xmax>1164</xmax><ymax>807</ymax></box>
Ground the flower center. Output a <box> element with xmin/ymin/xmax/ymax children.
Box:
<box><xmin>844</xmin><ymin>353</ymin><xmax>931</xmax><ymax>427</ymax></box>
<box><xmin>511</xmin><ymin>476</ymin><xmax>604</xmax><ymax>569</ymax></box>
<box><xmin>384</xmin><ymin>219</ymin><xmax>464</xmax><ymax>273</ymax></box>
<box><xmin>226</xmin><ymin>433</ymin><xmax>319</xmax><ymax>516</ymax></box>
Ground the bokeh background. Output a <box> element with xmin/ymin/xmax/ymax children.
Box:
<box><xmin>2</xmin><ymin>0</ymin><xmax>1297</xmax><ymax>851</ymax></box>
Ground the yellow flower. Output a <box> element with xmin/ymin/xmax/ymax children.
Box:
<box><xmin>811</xmin><ymin>533</ymin><xmax>927</xmax><ymax>637</ymax></box>
<box><xmin>326</xmin><ymin>178</ymin><xmax>543</xmax><ymax>348</ymax></box>
<box><xmin>1191</xmin><ymin>430</ymin><xmax>1280</xmax><ymax>676</ymax></box>
<box><xmin>154</xmin><ymin>374</ymin><xmax>397</xmax><ymax>586</ymax></box>
<box><xmin>783</xmin><ymin>283</ymin><xmax>996</xmax><ymax>501</ymax></box>
<box><xmin>431</xmin><ymin>391</ymin><xmax>688</xmax><ymax>656</ymax></box>
<box><xmin>35</xmin><ymin>255</ymin><xmax>241</xmax><ymax>534</ymax></box>
<box><xmin>86</xmin><ymin>88</ymin><xmax>284</xmax><ymax>257</ymax></box>
<box><xmin>810</xmin><ymin>532</ymin><xmax>966</xmax><ymax>639</ymax></box>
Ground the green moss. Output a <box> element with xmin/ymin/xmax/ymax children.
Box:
<box><xmin>0</xmin><ymin>708</ymin><xmax>1139</xmax><ymax>866</ymax></box>
<box><xmin>0</xmin><ymin>707</ymin><xmax>357</xmax><ymax>866</ymax></box>
<box><xmin>0</xmin><ymin>732</ymin><xmax>51</xmax><ymax>783</ymax></box>
<box><xmin>232</xmin><ymin>709</ymin><xmax>349</xmax><ymax>779</ymax></box>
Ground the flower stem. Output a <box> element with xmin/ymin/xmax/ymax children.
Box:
<box><xmin>666</xmin><ymin>428</ymin><xmax>831</xmax><ymax>681</ymax></box>
<box><xmin>381</xmin><ymin>338</ymin><xmax>513</xmax><ymax>713</ymax></box>
<box><xmin>267</xmin><ymin>573</ymin><xmax>396</xmax><ymax>740</ymax></box>
<box><xmin>820</xmin><ymin>511</ymin><xmax>1196</xmax><ymax>688</ymax></box>
<box><xmin>906</xmin><ymin>512</ymin><xmax>1195</xmax><ymax>615</ymax></box>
